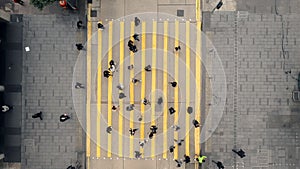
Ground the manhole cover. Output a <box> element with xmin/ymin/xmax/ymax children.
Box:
<box><xmin>177</xmin><ymin>10</ymin><xmax>184</xmax><ymax>17</ymax></box>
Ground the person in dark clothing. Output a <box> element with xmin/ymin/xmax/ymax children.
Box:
<box><xmin>32</xmin><ymin>111</ymin><xmax>43</xmax><ymax>120</ymax></box>
<box><xmin>97</xmin><ymin>22</ymin><xmax>105</xmax><ymax>30</ymax></box>
<box><xmin>134</xmin><ymin>17</ymin><xmax>141</xmax><ymax>26</ymax></box>
<box><xmin>143</xmin><ymin>98</ymin><xmax>150</xmax><ymax>105</ymax></box>
<box><xmin>132</xmin><ymin>78</ymin><xmax>141</xmax><ymax>84</ymax></box>
<box><xmin>212</xmin><ymin>160</ymin><xmax>224</xmax><ymax>169</ymax></box>
<box><xmin>76</xmin><ymin>43</ymin><xmax>84</xmax><ymax>50</ymax></box>
<box><xmin>150</xmin><ymin>125</ymin><xmax>158</xmax><ymax>134</ymax></box>
<box><xmin>169</xmin><ymin>107</ymin><xmax>176</xmax><ymax>115</ymax></box>
<box><xmin>129</xmin><ymin>128</ymin><xmax>138</xmax><ymax>136</ymax></box>
<box><xmin>103</xmin><ymin>70</ymin><xmax>112</xmax><ymax>78</ymax></box>
<box><xmin>169</xmin><ymin>81</ymin><xmax>177</xmax><ymax>87</ymax></box>
<box><xmin>174</xmin><ymin>46</ymin><xmax>181</xmax><ymax>52</ymax></box>
<box><xmin>192</xmin><ymin>119</ymin><xmax>200</xmax><ymax>128</ymax></box>
<box><xmin>133</xmin><ymin>34</ymin><xmax>140</xmax><ymax>41</ymax></box>
<box><xmin>60</xmin><ymin>114</ymin><xmax>70</xmax><ymax>122</ymax></box>
<box><xmin>232</xmin><ymin>149</ymin><xmax>246</xmax><ymax>158</ymax></box>
<box><xmin>175</xmin><ymin>159</ymin><xmax>183</xmax><ymax>167</ymax></box>
<box><xmin>75</xmin><ymin>82</ymin><xmax>84</xmax><ymax>89</ymax></box>
<box><xmin>149</xmin><ymin>131</ymin><xmax>154</xmax><ymax>139</ymax></box>
<box><xmin>128</xmin><ymin>40</ymin><xmax>134</xmax><ymax>48</ymax></box>
<box><xmin>187</xmin><ymin>106</ymin><xmax>193</xmax><ymax>114</ymax></box>
<box><xmin>119</xmin><ymin>93</ymin><xmax>126</xmax><ymax>99</ymax></box>
<box><xmin>126</xmin><ymin>104</ymin><xmax>134</xmax><ymax>111</ymax></box>
<box><xmin>135</xmin><ymin>151</ymin><xmax>142</xmax><ymax>158</ymax></box>
<box><xmin>183</xmin><ymin>154</ymin><xmax>191</xmax><ymax>163</ymax></box>
<box><xmin>106</xmin><ymin>126</ymin><xmax>112</xmax><ymax>134</ymax></box>
<box><xmin>174</xmin><ymin>139</ymin><xmax>184</xmax><ymax>146</ymax></box>
<box><xmin>66</xmin><ymin>165</ymin><xmax>75</xmax><ymax>169</ymax></box>
<box><xmin>157</xmin><ymin>97</ymin><xmax>163</xmax><ymax>105</ymax></box>
<box><xmin>77</xmin><ymin>21</ymin><xmax>83</xmax><ymax>29</ymax></box>
<box><xmin>169</xmin><ymin>145</ymin><xmax>175</xmax><ymax>153</ymax></box>
<box><xmin>144</xmin><ymin>65</ymin><xmax>151</xmax><ymax>72</ymax></box>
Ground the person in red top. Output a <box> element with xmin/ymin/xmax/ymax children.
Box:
<box><xmin>13</xmin><ymin>0</ymin><xmax>24</xmax><ymax>5</ymax></box>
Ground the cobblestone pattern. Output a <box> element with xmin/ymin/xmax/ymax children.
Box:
<box><xmin>205</xmin><ymin>12</ymin><xmax>300</xmax><ymax>169</ymax></box>
<box><xmin>21</xmin><ymin>15</ymin><xmax>83</xmax><ymax>169</ymax></box>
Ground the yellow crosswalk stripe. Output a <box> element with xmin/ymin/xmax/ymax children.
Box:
<box><xmin>119</xmin><ymin>21</ymin><xmax>125</xmax><ymax>157</ymax></box>
<box><xmin>185</xmin><ymin>21</ymin><xmax>190</xmax><ymax>156</ymax></box>
<box><xmin>107</xmin><ymin>21</ymin><xmax>113</xmax><ymax>157</ymax></box>
<box><xmin>174</xmin><ymin>20</ymin><xmax>179</xmax><ymax>159</ymax></box>
<box><xmin>96</xmin><ymin>23</ymin><xmax>102</xmax><ymax>158</ymax></box>
<box><xmin>151</xmin><ymin>21</ymin><xmax>157</xmax><ymax>158</ymax></box>
<box><xmin>129</xmin><ymin>21</ymin><xmax>135</xmax><ymax>158</ymax></box>
<box><xmin>195</xmin><ymin>21</ymin><xmax>202</xmax><ymax>156</ymax></box>
<box><xmin>86</xmin><ymin>3</ymin><xmax>92</xmax><ymax>169</ymax></box>
<box><xmin>140</xmin><ymin>22</ymin><xmax>146</xmax><ymax>156</ymax></box>
<box><xmin>163</xmin><ymin>21</ymin><xmax>168</xmax><ymax>159</ymax></box>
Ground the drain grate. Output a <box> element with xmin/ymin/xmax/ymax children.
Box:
<box><xmin>177</xmin><ymin>10</ymin><xmax>184</xmax><ymax>17</ymax></box>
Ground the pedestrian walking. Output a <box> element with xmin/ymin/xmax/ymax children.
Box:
<box><xmin>103</xmin><ymin>70</ymin><xmax>112</xmax><ymax>78</ymax></box>
<box><xmin>117</xmin><ymin>84</ymin><xmax>124</xmax><ymax>90</ymax></box>
<box><xmin>1</xmin><ymin>105</ymin><xmax>13</xmax><ymax>113</ymax></box>
<box><xmin>157</xmin><ymin>97</ymin><xmax>163</xmax><ymax>105</ymax></box>
<box><xmin>128</xmin><ymin>40</ymin><xmax>134</xmax><ymax>48</ymax></box>
<box><xmin>187</xmin><ymin>106</ymin><xmax>193</xmax><ymax>114</ymax></box>
<box><xmin>128</xmin><ymin>64</ymin><xmax>134</xmax><ymax>70</ymax></box>
<box><xmin>132</xmin><ymin>78</ymin><xmax>141</xmax><ymax>84</ymax></box>
<box><xmin>174</xmin><ymin>46</ymin><xmax>181</xmax><ymax>52</ymax></box>
<box><xmin>134</xmin><ymin>151</ymin><xmax>142</xmax><ymax>159</ymax></box>
<box><xmin>108</xmin><ymin>60</ymin><xmax>116</xmax><ymax>73</ymax></box>
<box><xmin>97</xmin><ymin>21</ymin><xmax>105</xmax><ymax>30</ymax></box>
<box><xmin>126</xmin><ymin>104</ymin><xmax>134</xmax><ymax>111</ymax></box>
<box><xmin>169</xmin><ymin>107</ymin><xmax>176</xmax><ymax>115</ymax></box>
<box><xmin>232</xmin><ymin>149</ymin><xmax>246</xmax><ymax>158</ymax></box>
<box><xmin>169</xmin><ymin>145</ymin><xmax>175</xmax><ymax>153</ymax></box>
<box><xmin>76</xmin><ymin>43</ymin><xmax>84</xmax><ymax>50</ymax></box>
<box><xmin>119</xmin><ymin>92</ymin><xmax>126</xmax><ymax>99</ymax></box>
<box><xmin>139</xmin><ymin>139</ymin><xmax>148</xmax><ymax>148</ymax></box>
<box><xmin>131</xmin><ymin>45</ymin><xmax>138</xmax><ymax>53</ymax></box>
<box><xmin>77</xmin><ymin>20</ymin><xmax>83</xmax><ymax>29</ymax></box>
<box><xmin>184</xmin><ymin>154</ymin><xmax>191</xmax><ymax>163</ymax></box>
<box><xmin>13</xmin><ymin>0</ymin><xmax>24</xmax><ymax>5</ymax></box>
<box><xmin>137</xmin><ymin>114</ymin><xmax>142</xmax><ymax>121</ymax></box>
<box><xmin>150</xmin><ymin>125</ymin><xmax>158</xmax><ymax>134</ymax></box>
<box><xmin>112</xmin><ymin>105</ymin><xmax>119</xmax><ymax>111</ymax></box>
<box><xmin>133</xmin><ymin>34</ymin><xmax>140</xmax><ymax>41</ymax></box>
<box><xmin>174</xmin><ymin>139</ymin><xmax>184</xmax><ymax>146</ymax></box>
<box><xmin>148</xmin><ymin>131</ymin><xmax>154</xmax><ymax>139</ymax></box>
<box><xmin>175</xmin><ymin>159</ymin><xmax>183</xmax><ymax>167</ymax></box>
<box><xmin>171</xmin><ymin>125</ymin><xmax>180</xmax><ymax>131</ymax></box>
<box><xmin>134</xmin><ymin>17</ymin><xmax>141</xmax><ymax>26</ymax></box>
<box><xmin>212</xmin><ymin>160</ymin><xmax>224</xmax><ymax>169</ymax></box>
<box><xmin>169</xmin><ymin>81</ymin><xmax>177</xmax><ymax>87</ymax></box>
<box><xmin>142</xmin><ymin>98</ymin><xmax>150</xmax><ymax>105</ymax></box>
<box><xmin>106</xmin><ymin>126</ymin><xmax>112</xmax><ymax>134</ymax></box>
<box><xmin>129</xmin><ymin>128</ymin><xmax>138</xmax><ymax>136</ymax></box>
<box><xmin>32</xmin><ymin>111</ymin><xmax>43</xmax><ymax>120</ymax></box>
<box><xmin>192</xmin><ymin>119</ymin><xmax>200</xmax><ymax>128</ymax></box>
<box><xmin>66</xmin><ymin>165</ymin><xmax>75</xmax><ymax>169</ymax></box>
<box><xmin>60</xmin><ymin>113</ymin><xmax>70</xmax><ymax>122</ymax></box>
<box><xmin>212</xmin><ymin>0</ymin><xmax>223</xmax><ymax>13</ymax></box>
<box><xmin>195</xmin><ymin>154</ymin><xmax>207</xmax><ymax>165</ymax></box>
<box><xmin>75</xmin><ymin>82</ymin><xmax>84</xmax><ymax>89</ymax></box>
<box><xmin>144</xmin><ymin>65</ymin><xmax>151</xmax><ymax>72</ymax></box>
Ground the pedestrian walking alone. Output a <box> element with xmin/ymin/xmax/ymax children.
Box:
<box><xmin>135</xmin><ymin>151</ymin><xmax>142</xmax><ymax>159</ymax></box>
<box><xmin>169</xmin><ymin>81</ymin><xmax>177</xmax><ymax>87</ymax></box>
<box><xmin>171</xmin><ymin>125</ymin><xmax>180</xmax><ymax>131</ymax></box>
<box><xmin>157</xmin><ymin>97</ymin><xmax>163</xmax><ymax>105</ymax></box>
<box><xmin>77</xmin><ymin>20</ymin><xmax>83</xmax><ymax>29</ymax></box>
<box><xmin>106</xmin><ymin>126</ymin><xmax>112</xmax><ymax>134</ymax></box>
<box><xmin>169</xmin><ymin>107</ymin><xmax>176</xmax><ymax>115</ymax></box>
<box><xmin>195</xmin><ymin>154</ymin><xmax>207</xmax><ymax>165</ymax></box>
<box><xmin>126</xmin><ymin>104</ymin><xmax>134</xmax><ymax>111</ymax></box>
<box><xmin>97</xmin><ymin>21</ymin><xmax>105</xmax><ymax>30</ymax></box>
<box><xmin>139</xmin><ymin>139</ymin><xmax>148</xmax><ymax>148</ymax></box>
<box><xmin>144</xmin><ymin>65</ymin><xmax>151</xmax><ymax>72</ymax></box>
<box><xmin>76</xmin><ymin>43</ymin><xmax>84</xmax><ymax>50</ymax></box>
<box><xmin>134</xmin><ymin>17</ymin><xmax>141</xmax><ymax>26</ymax></box>
<box><xmin>75</xmin><ymin>82</ymin><xmax>84</xmax><ymax>89</ymax></box>
<box><xmin>212</xmin><ymin>160</ymin><xmax>224</xmax><ymax>169</ymax></box>
<box><xmin>32</xmin><ymin>111</ymin><xmax>43</xmax><ymax>120</ymax></box>
<box><xmin>175</xmin><ymin>159</ymin><xmax>183</xmax><ymax>167</ymax></box>
<box><xmin>174</xmin><ymin>46</ymin><xmax>181</xmax><ymax>52</ymax></box>
<box><xmin>132</xmin><ymin>78</ymin><xmax>141</xmax><ymax>84</ymax></box>
<box><xmin>60</xmin><ymin>114</ymin><xmax>70</xmax><ymax>122</ymax></box>
<box><xmin>142</xmin><ymin>98</ymin><xmax>150</xmax><ymax>105</ymax></box>
<box><xmin>150</xmin><ymin>125</ymin><xmax>158</xmax><ymax>134</ymax></box>
<box><xmin>187</xmin><ymin>106</ymin><xmax>193</xmax><ymax>114</ymax></box>
<box><xmin>119</xmin><ymin>92</ymin><xmax>126</xmax><ymax>99</ymax></box>
<box><xmin>232</xmin><ymin>149</ymin><xmax>246</xmax><ymax>158</ymax></box>
<box><xmin>117</xmin><ymin>84</ymin><xmax>124</xmax><ymax>90</ymax></box>
<box><xmin>183</xmin><ymin>154</ymin><xmax>191</xmax><ymax>163</ymax></box>
<box><xmin>129</xmin><ymin>128</ymin><xmax>138</xmax><ymax>136</ymax></box>
<box><xmin>128</xmin><ymin>64</ymin><xmax>134</xmax><ymax>70</ymax></box>
<box><xmin>192</xmin><ymin>119</ymin><xmax>200</xmax><ymax>128</ymax></box>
